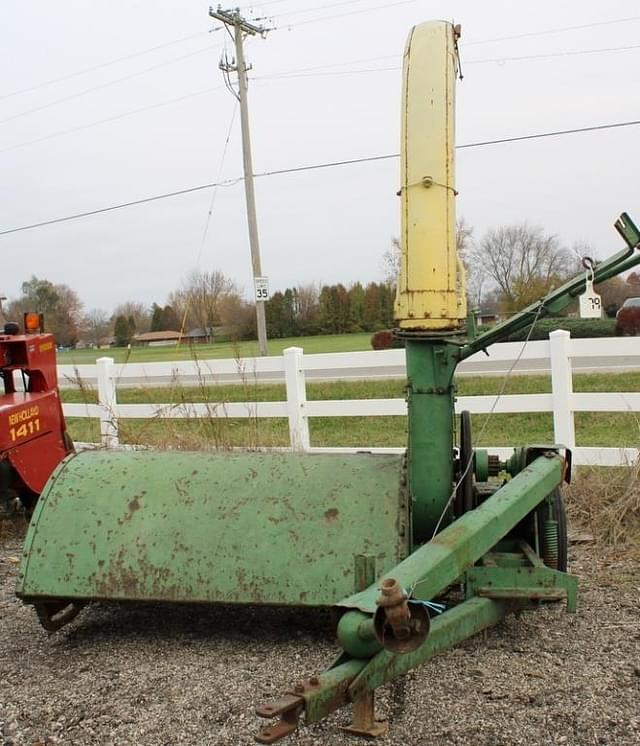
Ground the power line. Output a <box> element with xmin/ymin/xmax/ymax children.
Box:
<box><xmin>3</xmin><ymin>38</ymin><xmax>638</xmax><ymax>155</ymax></box>
<box><xmin>455</xmin><ymin>119</ymin><xmax>640</xmax><ymax>149</ymax></box>
<box><xmin>238</xmin><ymin>0</ymin><xmax>291</xmax><ymax>9</ymax></box>
<box><xmin>256</xmin><ymin>65</ymin><xmax>399</xmax><ymax>81</ymax></box>
<box><xmin>253</xmin><ymin>119</ymin><xmax>640</xmax><ymax>173</ymax></box>
<box><xmin>2</xmin><ymin>10</ymin><xmax>637</xmax><ymax>106</ymax></box>
<box><xmin>243</xmin><ymin>0</ymin><xmax>404</xmax><ymax>19</ymax></box>
<box><xmin>250</xmin><ymin>35</ymin><xmax>640</xmax><ymax>82</ymax></box>
<box><xmin>281</xmin><ymin>0</ymin><xmax>419</xmax><ymax>27</ymax></box>
<box><xmin>0</xmin><ymin>177</ymin><xmax>243</xmax><ymax>237</ymax></box>
<box><xmin>466</xmin><ymin>42</ymin><xmax>640</xmax><ymax>65</ymax></box>
<box><xmin>0</xmin><ymin>44</ymin><xmax>221</xmax><ymax>126</ymax></box>
<box><xmin>255</xmin><ymin>151</ymin><xmax>397</xmax><ymax>177</ymax></box>
<box><xmin>0</xmin><ymin>30</ymin><xmax>214</xmax><ymax>102</ymax></box>
<box><xmin>0</xmin><ymin>85</ymin><xmax>227</xmax><ymax>155</ymax></box>
<box><xmin>266</xmin><ymin>0</ymin><xmax>378</xmax><ymax>19</ymax></box>
<box><xmin>195</xmin><ymin>101</ymin><xmax>239</xmax><ymax>267</ymax></box>
<box><xmin>465</xmin><ymin>15</ymin><xmax>640</xmax><ymax>46</ymax></box>
<box><xmin>271</xmin><ymin>3</ymin><xmax>638</xmax><ymax>32</ymax></box>
<box><xmin>178</xmin><ymin>100</ymin><xmax>239</xmax><ymax>340</ymax></box>
<box><xmin>256</xmin><ymin>41</ymin><xmax>640</xmax><ymax>82</ymax></box>
<box><xmin>2</xmin><ymin>118</ymin><xmax>639</xmax><ymax>237</ymax></box>
<box><xmin>262</xmin><ymin>52</ymin><xmax>398</xmax><ymax>75</ymax></box>
<box><xmin>2</xmin><ymin>16</ymin><xmax>637</xmax><ymax>146</ymax></box>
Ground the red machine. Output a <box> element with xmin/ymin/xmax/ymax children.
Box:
<box><xmin>0</xmin><ymin>314</ymin><xmax>73</xmax><ymax>517</ymax></box>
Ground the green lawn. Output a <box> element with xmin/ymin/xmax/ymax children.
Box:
<box><xmin>57</xmin><ymin>333</ymin><xmax>374</xmax><ymax>364</ymax></box>
<box><xmin>62</xmin><ymin>371</ymin><xmax>640</xmax><ymax>451</ymax></box>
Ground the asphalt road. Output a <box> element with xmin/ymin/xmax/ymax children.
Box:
<box><xmin>457</xmin><ymin>353</ymin><xmax>640</xmax><ymax>377</ymax></box>
<box><xmin>57</xmin><ymin>353</ymin><xmax>640</xmax><ymax>389</ymax></box>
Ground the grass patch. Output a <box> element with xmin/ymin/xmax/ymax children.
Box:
<box><xmin>62</xmin><ymin>370</ymin><xmax>640</xmax><ymax>451</ymax></box>
<box><xmin>57</xmin><ymin>333</ymin><xmax>374</xmax><ymax>365</ymax></box>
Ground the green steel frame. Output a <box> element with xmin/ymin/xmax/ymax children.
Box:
<box><xmin>255</xmin><ymin>214</ymin><xmax>640</xmax><ymax>742</ymax></box>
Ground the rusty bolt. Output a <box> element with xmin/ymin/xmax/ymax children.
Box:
<box><xmin>376</xmin><ymin>578</ymin><xmax>412</xmax><ymax>641</ymax></box>
<box><xmin>294</xmin><ymin>684</ymin><xmax>305</xmax><ymax>694</ymax></box>
<box><xmin>309</xmin><ymin>676</ymin><xmax>319</xmax><ymax>686</ymax></box>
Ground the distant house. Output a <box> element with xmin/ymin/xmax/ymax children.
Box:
<box><xmin>133</xmin><ymin>330</ymin><xmax>182</xmax><ymax>347</ymax></box>
<box><xmin>76</xmin><ymin>336</ymin><xmax>115</xmax><ymax>349</ymax></box>
<box><xmin>476</xmin><ymin>311</ymin><xmax>501</xmax><ymax>327</ymax></box>
<box><xmin>476</xmin><ymin>299</ymin><xmax>504</xmax><ymax>327</ymax></box>
<box><xmin>185</xmin><ymin>327</ymin><xmax>213</xmax><ymax>344</ymax></box>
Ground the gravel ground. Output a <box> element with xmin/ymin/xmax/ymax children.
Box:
<box><xmin>1</xmin><ymin>535</ymin><xmax>638</xmax><ymax>746</ymax></box>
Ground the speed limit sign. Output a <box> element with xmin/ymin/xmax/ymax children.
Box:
<box><xmin>254</xmin><ymin>276</ymin><xmax>270</xmax><ymax>301</ymax></box>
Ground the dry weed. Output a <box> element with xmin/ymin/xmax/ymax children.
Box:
<box><xmin>114</xmin><ymin>346</ymin><xmax>282</xmax><ymax>451</ymax></box>
<box><xmin>566</xmin><ymin>458</ymin><xmax>640</xmax><ymax>547</ymax></box>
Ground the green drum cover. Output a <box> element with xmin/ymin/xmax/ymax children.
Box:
<box><xmin>17</xmin><ymin>450</ymin><xmax>407</xmax><ymax>607</ymax></box>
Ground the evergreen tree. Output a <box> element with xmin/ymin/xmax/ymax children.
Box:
<box><xmin>363</xmin><ymin>283</ymin><xmax>382</xmax><ymax>331</ymax></box>
<box><xmin>266</xmin><ymin>291</ymin><xmax>285</xmax><ymax>338</ymax></box>
<box><xmin>282</xmin><ymin>288</ymin><xmax>297</xmax><ymax>337</ymax></box>
<box><xmin>114</xmin><ymin>315</ymin><xmax>131</xmax><ymax>346</ymax></box>
<box><xmin>334</xmin><ymin>284</ymin><xmax>351</xmax><ymax>333</ymax></box>
<box><xmin>161</xmin><ymin>305</ymin><xmax>179</xmax><ymax>331</ymax></box>
<box><xmin>380</xmin><ymin>283</ymin><xmax>396</xmax><ymax>327</ymax></box>
<box><xmin>348</xmin><ymin>282</ymin><xmax>366</xmax><ymax>332</ymax></box>
<box><xmin>150</xmin><ymin>303</ymin><xmax>163</xmax><ymax>332</ymax></box>
<box><xmin>318</xmin><ymin>286</ymin><xmax>336</xmax><ymax>333</ymax></box>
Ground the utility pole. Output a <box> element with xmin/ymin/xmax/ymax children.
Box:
<box><xmin>209</xmin><ymin>5</ymin><xmax>270</xmax><ymax>356</ymax></box>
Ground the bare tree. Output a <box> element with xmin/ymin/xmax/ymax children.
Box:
<box><xmin>469</xmin><ymin>224</ymin><xmax>572</xmax><ymax>312</ymax></box>
<box><xmin>456</xmin><ymin>216</ymin><xmax>473</xmax><ymax>255</ymax></box>
<box><xmin>294</xmin><ymin>284</ymin><xmax>320</xmax><ymax>329</ymax></box>
<box><xmin>454</xmin><ymin>217</ymin><xmax>486</xmax><ymax>309</ymax></box>
<box><xmin>82</xmin><ymin>309</ymin><xmax>111</xmax><ymax>347</ymax></box>
<box><xmin>383</xmin><ymin>218</ymin><xmax>478</xmax><ymax>300</ymax></box>
<box><xmin>169</xmin><ymin>270</ymin><xmax>241</xmax><ymax>332</ymax></box>
<box><xmin>112</xmin><ymin>301</ymin><xmax>151</xmax><ymax>334</ymax></box>
<box><xmin>381</xmin><ymin>238</ymin><xmax>401</xmax><ymax>286</ymax></box>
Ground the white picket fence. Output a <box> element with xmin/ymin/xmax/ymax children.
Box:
<box><xmin>61</xmin><ymin>330</ymin><xmax>640</xmax><ymax>467</ymax></box>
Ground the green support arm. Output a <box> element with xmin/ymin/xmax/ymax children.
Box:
<box><xmin>462</xmin><ymin>212</ymin><xmax>640</xmax><ymax>360</ymax></box>
<box><xmin>334</xmin><ymin>452</ymin><xmax>564</xmax><ymax>654</ymax></box>
<box><xmin>255</xmin><ymin>454</ymin><xmax>570</xmax><ymax>742</ymax></box>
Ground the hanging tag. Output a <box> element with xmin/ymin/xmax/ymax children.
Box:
<box><xmin>578</xmin><ymin>272</ymin><xmax>602</xmax><ymax>319</ymax></box>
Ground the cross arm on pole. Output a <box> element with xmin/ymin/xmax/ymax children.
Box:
<box><xmin>209</xmin><ymin>6</ymin><xmax>268</xmax><ymax>36</ymax></box>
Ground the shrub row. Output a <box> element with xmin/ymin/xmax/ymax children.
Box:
<box><xmin>371</xmin><ymin>317</ymin><xmax>618</xmax><ymax>349</ymax></box>
<box><xmin>504</xmin><ymin>317</ymin><xmax>617</xmax><ymax>341</ymax></box>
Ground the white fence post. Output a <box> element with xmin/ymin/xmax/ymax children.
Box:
<box><xmin>549</xmin><ymin>330</ymin><xmax>575</xmax><ymax>448</ymax></box>
<box><xmin>96</xmin><ymin>356</ymin><xmax>119</xmax><ymax>448</ymax></box>
<box><xmin>283</xmin><ymin>347</ymin><xmax>310</xmax><ymax>451</ymax></box>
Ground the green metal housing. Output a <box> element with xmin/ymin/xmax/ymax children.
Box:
<box><xmin>405</xmin><ymin>340</ymin><xmax>460</xmax><ymax>542</ymax></box>
<box><xmin>17</xmin><ymin>451</ymin><xmax>408</xmax><ymax>606</ymax></box>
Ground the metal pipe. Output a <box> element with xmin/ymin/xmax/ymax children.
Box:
<box><xmin>462</xmin><ymin>228</ymin><xmax>640</xmax><ymax>359</ymax></box>
<box><xmin>395</xmin><ymin>21</ymin><xmax>466</xmax><ymax>331</ymax></box>
<box><xmin>335</xmin><ymin>453</ymin><xmax>564</xmax><ymax>656</ymax></box>
<box><xmin>405</xmin><ymin>339</ymin><xmax>459</xmax><ymax>542</ymax></box>
<box><xmin>349</xmin><ymin>596</ymin><xmax>507</xmax><ymax>699</ymax></box>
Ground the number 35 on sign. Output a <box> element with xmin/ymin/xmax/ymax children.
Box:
<box><xmin>254</xmin><ymin>277</ymin><xmax>270</xmax><ymax>301</ymax></box>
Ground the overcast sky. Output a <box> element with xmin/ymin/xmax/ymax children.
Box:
<box><xmin>1</xmin><ymin>0</ymin><xmax>639</xmax><ymax>313</ymax></box>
